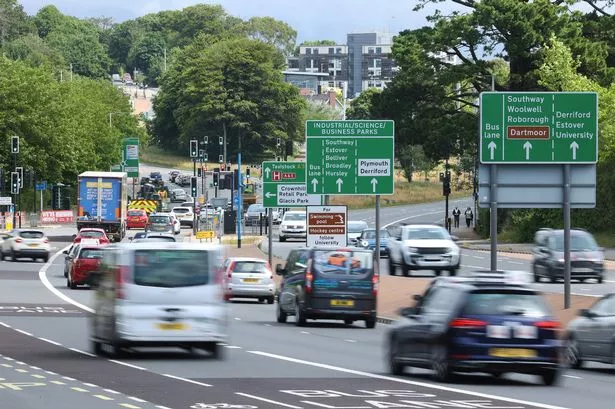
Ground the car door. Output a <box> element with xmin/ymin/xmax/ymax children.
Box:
<box><xmin>592</xmin><ymin>296</ymin><xmax>615</xmax><ymax>359</ymax></box>
<box><xmin>65</xmin><ymin>245</ymin><xmax>79</xmax><ymax>275</ymax></box>
<box><xmin>281</xmin><ymin>250</ymin><xmax>308</xmax><ymax>312</ymax></box>
<box><xmin>578</xmin><ymin>296</ymin><xmax>612</xmax><ymax>358</ymax></box>
<box><xmin>416</xmin><ymin>287</ymin><xmax>462</xmax><ymax>361</ymax></box>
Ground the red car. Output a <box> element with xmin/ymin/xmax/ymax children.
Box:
<box><xmin>73</xmin><ymin>228</ymin><xmax>111</xmax><ymax>245</ymax></box>
<box><xmin>127</xmin><ymin>209</ymin><xmax>148</xmax><ymax>229</ymax></box>
<box><xmin>66</xmin><ymin>245</ymin><xmax>105</xmax><ymax>288</ymax></box>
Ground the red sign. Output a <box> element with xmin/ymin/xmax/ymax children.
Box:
<box><xmin>272</xmin><ymin>171</ymin><xmax>281</xmax><ymax>181</ymax></box>
<box><xmin>282</xmin><ymin>172</ymin><xmax>296</xmax><ymax>180</ymax></box>
<box><xmin>40</xmin><ymin>210</ymin><xmax>74</xmax><ymax>224</ymax></box>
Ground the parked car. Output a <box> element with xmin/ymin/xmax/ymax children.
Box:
<box><xmin>387</xmin><ymin>224</ymin><xmax>460</xmax><ymax>276</ymax></box>
<box><xmin>0</xmin><ymin>229</ymin><xmax>51</xmax><ymax>262</ymax></box>
<box><xmin>531</xmin><ymin>228</ymin><xmax>604</xmax><ymax>283</ymax></box>
<box><xmin>357</xmin><ymin>228</ymin><xmax>390</xmax><ymax>257</ymax></box>
<box><xmin>278</xmin><ymin>211</ymin><xmax>307</xmax><ymax>242</ymax></box>
<box><xmin>145</xmin><ymin>213</ymin><xmax>175</xmax><ymax>235</ymax></box>
<box><xmin>565</xmin><ymin>293</ymin><xmax>615</xmax><ymax>369</ymax></box>
<box><xmin>347</xmin><ymin>220</ymin><xmax>369</xmax><ymax>245</ymax></box>
<box><xmin>65</xmin><ymin>244</ymin><xmax>105</xmax><ymax>289</ymax></box>
<box><xmin>172</xmin><ymin>206</ymin><xmax>194</xmax><ymax>227</ymax></box>
<box><xmin>89</xmin><ymin>242</ymin><xmax>228</xmax><ymax>358</ymax></box>
<box><xmin>222</xmin><ymin>257</ymin><xmax>275</xmax><ymax>303</ymax></box>
<box><xmin>387</xmin><ymin>270</ymin><xmax>562</xmax><ymax>385</ymax></box>
<box><xmin>73</xmin><ymin>228</ymin><xmax>111</xmax><ymax>245</ymax></box>
<box><xmin>275</xmin><ymin>246</ymin><xmax>377</xmax><ymax>328</ymax></box>
<box><xmin>127</xmin><ymin>209</ymin><xmax>148</xmax><ymax>229</ymax></box>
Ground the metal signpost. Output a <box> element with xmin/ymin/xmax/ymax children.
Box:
<box><xmin>36</xmin><ymin>181</ymin><xmax>47</xmax><ymax>215</ymax></box>
<box><xmin>479</xmin><ymin>92</ymin><xmax>598</xmax><ymax>308</ymax></box>
<box><xmin>307</xmin><ymin>206</ymin><xmax>348</xmax><ymax>247</ymax></box>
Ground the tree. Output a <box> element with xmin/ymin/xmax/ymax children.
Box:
<box><xmin>33</xmin><ymin>5</ymin><xmax>64</xmax><ymax>39</ymax></box>
<box><xmin>3</xmin><ymin>33</ymin><xmax>65</xmax><ymax>68</ymax></box>
<box><xmin>0</xmin><ymin>0</ymin><xmax>34</xmax><ymax>46</ymax></box>
<box><xmin>346</xmin><ymin>88</ymin><xmax>383</xmax><ymax>120</ymax></box>
<box><xmin>243</xmin><ymin>16</ymin><xmax>297</xmax><ymax>56</ymax></box>
<box><xmin>397</xmin><ymin>145</ymin><xmax>438</xmax><ymax>182</ymax></box>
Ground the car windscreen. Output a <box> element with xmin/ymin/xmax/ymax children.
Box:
<box><xmin>141</xmin><ymin>237</ymin><xmax>176</xmax><ymax>242</ymax></box>
<box><xmin>232</xmin><ymin>261</ymin><xmax>268</xmax><ymax>274</ymax></box>
<box><xmin>462</xmin><ymin>290</ymin><xmax>551</xmax><ymax>317</ymax></box>
<box><xmin>149</xmin><ymin>216</ymin><xmax>170</xmax><ymax>224</ymax></box>
<box><xmin>79</xmin><ymin>249</ymin><xmax>104</xmax><ymax>259</ymax></box>
<box><xmin>128</xmin><ymin>210</ymin><xmax>144</xmax><ymax>216</ymax></box>
<box><xmin>348</xmin><ymin>222</ymin><xmax>368</xmax><ymax>233</ymax></box>
<box><xmin>363</xmin><ymin>230</ymin><xmax>390</xmax><ymax>240</ymax></box>
<box><xmin>79</xmin><ymin>231</ymin><xmax>104</xmax><ymax>238</ymax></box>
<box><xmin>247</xmin><ymin>205</ymin><xmax>264</xmax><ymax>213</ymax></box>
<box><xmin>284</xmin><ymin>213</ymin><xmax>305</xmax><ymax>221</ymax></box>
<box><xmin>404</xmin><ymin>227</ymin><xmax>448</xmax><ymax>240</ymax></box>
<box><xmin>553</xmin><ymin>233</ymin><xmax>599</xmax><ymax>252</ymax></box>
<box><xmin>173</xmin><ymin>208</ymin><xmax>190</xmax><ymax>214</ymax></box>
<box><xmin>19</xmin><ymin>231</ymin><xmax>44</xmax><ymax>239</ymax></box>
<box><xmin>312</xmin><ymin>250</ymin><xmax>373</xmax><ymax>278</ymax></box>
<box><xmin>133</xmin><ymin>249</ymin><xmax>209</xmax><ymax>287</ymax></box>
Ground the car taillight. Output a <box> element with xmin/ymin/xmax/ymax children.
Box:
<box><xmin>115</xmin><ymin>266</ymin><xmax>130</xmax><ymax>299</ymax></box>
<box><xmin>15</xmin><ymin>238</ymin><xmax>22</xmax><ymax>243</ymax></box>
<box><xmin>227</xmin><ymin>261</ymin><xmax>235</xmax><ymax>279</ymax></box>
<box><xmin>305</xmin><ymin>259</ymin><xmax>313</xmax><ymax>293</ymax></box>
<box><xmin>535</xmin><ymin>321</ymin><xmax>561</xmax><ymax>330</ymax></box>
<box><xmin>449</xmin><ymin>318</ymin><xmax>487</xmax><ymax>329</ymax></box>
<box><xmin>43</xmin><ymin>238</ymin><xmax>49</xmax><ymax>243</ymax></box>
<box><xmin>372</xmin><ymin>274</ymin><xmax>379</xmax><ymax>296</ymax></box>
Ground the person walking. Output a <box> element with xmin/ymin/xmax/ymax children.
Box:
<box><xmin>465</xmin><ymin>207</ymin><xmax>474</xmax><ymax>228</ymax></box>
<box><xmin>452</xmin><ymin>207</ymin><xmax>461</xmax><ymax>228</ymax></box>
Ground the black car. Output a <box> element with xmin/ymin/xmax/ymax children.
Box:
<box><xmin>531</xmin><ymin>228</ymin><xmax>604</xmax><ymax>283</ymax></box>
<box><xmin>565</xmin><ymin>293</ymin><xmax>615</xmax><ymax>369</ymax></box>
<box><xmin>275</xmin><ymin>247</ymin><xmax>378</xmax><ymax>328</ymax></box>
<box><xmin>387</xmin><ymin>271</ymin><xmax>562</xmax><ymax>385</ymax></box>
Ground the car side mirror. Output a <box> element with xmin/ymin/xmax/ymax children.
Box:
<box><xmin>72</xmin><ymin>234</ymin><xmax>77</xmax><ymax>240</ymax></box>
<box><xmin>412</xmin><ymin>294</ymin><xmax>422</xmax><ymax>302</ymax></box>
<box><xmin>275</xmin><ymin>264</ymin><xmax>285</xmax><ymax>276</ymax></box>
<box><xmin>579</xmin><ymin>308</ymin><xmax>593</xmax><ymax>318</ymax></box>
<box><xmin>450</xmin><ymin>235</ymin><xmax>459</xmax><ymax>242</ymax></box>
<box><xmin>398</xmin><ymin>306</ymin><xmax>416</xmax><ymax>317</ymax></box>
<box><xmin>63</xmin><ymin>250</ymin><xmax>69</xmax><ymax>254</ymax></box>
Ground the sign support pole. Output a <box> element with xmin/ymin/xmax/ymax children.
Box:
<box><xmin>40</xmin><ymin>190</ymin><xmax>43</xmax><ymax>213</ymax></box>
<box><xmin>563</xmin><ymin>164</ymin><xmax>571</xmax><ymax>309</ymax></box>
<box><xmin>193</xmin><ymin>158</ymin><xmax>197</xmax><ymax>236</ymax></box>
<box><xmin>490</xmin><ymin>164</ymin><xmax>498</xmax><ymax>271</ymax></box>
<box><xmin>268</xmin><ymin>210</ymin><xmax>273</xmax><ymax>269</ymax></box>
<box><xmin>375</xmin><ymin>195</ymin><xmax>381</xmax><ymax>275</ymax></box>
<box><xmin>237</xmin><ymin>153</ymin><xmax>242</xmax><ymax>249</ymax></box>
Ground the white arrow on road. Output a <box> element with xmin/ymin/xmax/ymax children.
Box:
<box><xmin>264</xmin><ymin>167</ymin><xmax>271</xmax><ymax>179</ymax></box>
<box><xmin>488</xmin><ymin>141</ymin><xmax>497</xmax><ymax>160</ymax></box>
<box><xmin>570</xmin><ymin>141</ymin><xmax>579</xmax><ymax>160</ymax></box>
<box><xmin>311</xmin><ymin>178</ymin><xmax>318</xmax><ymax>193</ymax></box>
<box><xmin>523</xmin><ymin>141</ymin><xmax>532</xmax><ymax>160</ymax></box>
<box><xmin>370</xmin><ymin>178</ymin><xmax>378</xmax><ymax>193</ymax></box>
<box><xmin>336</xmin><ymin>178</ymin><xmax>343</xmax><ymax>193</ymax></box>
<box><xmin>265</xmin><ymin>192</ymin><xmax>276</xmax><ymax>198</ymax></box>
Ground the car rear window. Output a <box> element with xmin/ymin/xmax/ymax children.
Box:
<box><xmin>80</xmin><ymin>231</ymin><xmax>103</xmax><ymax>238</ymax></box>
<box><xmin>284</xmin><ymin>213</ymin><xmax>305</xmax><ymax>221</ymax></box>
<box><xmin>232</xmin><ymin>261</ymin><xmax>268</xmax><ymax>274</ymax></box>
<box><xmin>462</xmin><ymin>290</ymin><xmax>551</xmax><ymax>317</ymax></box>
<box><xmin>312</xmin><ymin>250</ymin><xmax>373</xmax><ymax>278</ymax></box>
<box><xmin>173</xmin><ymin>208</ymin><xmax>189</xmax><ymax>214</ymax></box>
<box><xmin>133</xmin><ymin>250</ymin><xmax>210</xmax><ymax>287</ymax></box>
<box><xmin>128</xmin><ymin>210</ymin><xmax>144</xmax><ymax>216</ymax></box>
<box><xmin>348</xmin><ymin>222</ymin><xmax>368</xmax><ymax>233</ymax></box>
<box><xmin>19</xmin><ymin>231</ymin><xmax>44</xmax><ymax>239</ymax></box>
<box><xmin>149</xmin><ymin>216</ymin><xmax>170</xmax><ymax>223</ymax></box>
<box><xmin>79</xmin><ymin>249</ymin><xmax>104</xmax><ymax>259</ymax></box>
<box><xmin>142</xmin><ymin>237</ymin><xmax>176</xmax><ymax>242</ymax></box>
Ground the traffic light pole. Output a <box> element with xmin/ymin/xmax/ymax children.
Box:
<box><xmin>193</xmin><ymin>158</ymin><xmax>197</xmax><ymax>235</ymax></box>
<box><xmin>12</xmin><ymin>153</ymin><xmax>17</xmax><ymax>228</ymax></box>
<box><xmin>444</xmin><ymin>159</ymin><xmax>451</xmax><ymax>233</ymax></box>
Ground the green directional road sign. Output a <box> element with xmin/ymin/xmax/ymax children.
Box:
<box><xmin>262</xmin><ymin>161</ymin><xmax>321</xmax><ymax>208</ymax></box>
<box><xmin>306</xmin><ymin>120</ymin><xmax>395</xmax><ymax>195</ymax></box>
<box><xmin>121</xmin><ymin>137</ymin><xmax>140</xmax><ymax>177</ymax></box>
<box><xmin>480</xmin><ymin>92</ymin><xmax>598</xmax><ymax>164</ymax></box>
<box><xmin>110</xmin><ymin>164</ymin><xmax>122</xmax><ymax>172</ymax></box>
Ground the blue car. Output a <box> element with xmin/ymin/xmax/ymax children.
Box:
<box><xmin>387</xmin><ymin>271</ymin><xmax>562</xmax><ymax>385</ymax></box>
<box><xmin>357</xmin><ymin>228</ymin><xmax>389</xmax><ymax>257</ymax></box>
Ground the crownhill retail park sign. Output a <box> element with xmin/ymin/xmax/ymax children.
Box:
<box><xmin>261</xmin><ymin>161</ymin><xmax>321</xmax><ymax>208</ymax></box>
<box><xmin>480</xmin><ymin>92</ymin><xmax>597</xmax><ymax>164</ymax></box>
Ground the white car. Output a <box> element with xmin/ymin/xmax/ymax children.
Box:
<box><xmin>387</xmin><ymin>224</ymin><xmax>460</xmax><ymax>276</ymax></box>
<box><xmin>173</xmin><ymin>206</ymin><xmax>194</xmax><ymax>227</ymax></box>
<box><xmin>278</xmin><ymin>211</ymin><xmax>307</xmax><ymax>242</ymax></box>
<box><xmin>0</xmin><ymin>229</ymin><xmax>51</xmax><ymax>262</ymax></box>
<box><xmin>347</xmin><ymin>220</ymin><xmax>369</xmax><ymax>246</ymax></box>
<box><xmin>171</xmin><ymin>188</ymin><xmax>187</xmax><ymax>202</ymax></box>
<box><xmin>222</xmin><ymin>257</ymin><xmax>275</xmax><ymax>303</ymax></box>
<box><xmin>155</xmin><ymin>212</ymin><xmax>181</xmax><ymax>234</ymax></box>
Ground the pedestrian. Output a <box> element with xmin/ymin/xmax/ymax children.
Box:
<box><xmin>465</xmin><ymin>207</ymin><xmax>473</xmax><ymax>228</ymax></box>
<box><xmin>453</xmin><ymin>207</ymin><xmax>461</xmax><ymax>228</ymax></box>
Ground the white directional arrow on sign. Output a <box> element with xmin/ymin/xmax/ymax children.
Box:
<box><xmin>523</xmin><ymin>141</ymin><xmax>532</xmax><ymax>160</ymax></box>
<box><xmin>570</xmin><ymin>141</ymin><xmax>579</xmax><ymax>160</ymax></box>
<box><xmin>265</xmin><ymin>192</ymin><xmax>276</xmax><ymax>198</ymax></box>
<box><xmin>488</xmin><ymin>141</ymin><xmax>497</xmax><ymax>160</ymax></box>
<box><xmin>264</xmin><ymin>167</ymin><xmax>271</xmax><ymax>179</ymax></box>
<box><xmin>336</xmin><ymin>178</ymin><xmax>343</xmax><ymax>193</ymax></box>
<box><xmin>370</xmin><ymin>178</ymin><xmax>378</xmax><ymax>193</ymax></box>
<box><xmin>311</xmin><ymin>178</ymin><xmax>318</xmax><ymax>193</ymax></box>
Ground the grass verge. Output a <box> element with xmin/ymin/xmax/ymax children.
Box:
<box><xmin>592</xmin><ymin>231</ymin><xmax>615</xmax><ymax>248</ymax></box>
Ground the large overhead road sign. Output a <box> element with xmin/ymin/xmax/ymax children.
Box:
<box><xmin>306</xmin><ymin>120</ymin><xmax>395</xmax><ymax>195</ymax></box>
<box><xmin>480</xmin><ymin>92</ymin><xmax>598</xmax><ymax>164</ymax></box>
<box><xmin>262</xmin><ymin>161</ymin><xmax>321</xmax><ymax>208</ymax></box>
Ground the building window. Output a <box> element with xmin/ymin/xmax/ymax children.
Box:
<box><xmin>368</xmin><ymin>47</ymin><xmax>374</xmax><ymax>54</ymax></box>
<box><xmin>314</xmin><ymin>48</ymin><xmax>319</xmax><ymax>54</ymax></box>
<box><xmin>374</xmin><ymin>59</ymin><xmax>382</xmax><ymax>68</ymax></box>
<box><xmin>329</xmin><ymin>48</ymin><xmax>334</xmax><ymax>54</ymax></box>
<box><xmin>336</xmin><ymin>47</ymin><xmax>342</xmax><ymax>54</ymax></box>
<box><xmin>376</xmin><ymin>47</ymin><xmax>382</xmax><ymax>54</ymax></box>
<box><xmin>306</xmin><ymin>48</ymin><xmax>311</xmax><ymax>55</ymax></box>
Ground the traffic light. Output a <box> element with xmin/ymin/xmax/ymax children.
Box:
<box><xmin>203</xmin><ymin>136</ymin><xmax>208</xmax><ymax>144</ymax></box>
<box><xmin>442</xmin><ymin>173</ymin><xmax>451</xmax><ymax>196</ymax></box>
<box><xmin>219</xmin><ymin>136</ymin><xmax>223</xmax><ymax>145</ymax></box>
<box><xmin>52</xmin><ymin>185</ymin><xmax>62</xmax><ymax>209</ymax></box>
<box><xmin>197</xmin><ymin>167</ymin><xmax>202</xmax><ymax>177</ymax></box>
<box><xmin>190</xmin><ymin>176</ymin><xmax>197</xmax><ymax>198</ymax></box>
<box><xmin>11</xmin><ymin>136</ymin><xmax>19</xmax><ymax>154</ymax></box>
<box><xmin>10</xmin><ymin>172</ymin><xmax>19</xmax><ymax>194</ymax></box>
<box><xmin>213</xmin><ymin>172</ymin><xmax>219</xmax><ymax>187</ymax></box>
<box><xmin>16</xmin><ymin>167</ymin><xmax>23</xmax><ymax>188</ymax></box>
<box><xmin>218</xmin><ymin>155</ymin><xmax>223</xmax><ymax>163</ymax></box>
<box><xmin>189</xmin><ymin>140</ymin><xmax>198</xmax><ymax>158</ymax></box>
<box><xmin>246</xmin><ymin>168</ymin><xmax>250</xmax><ymax>179</ymax></box>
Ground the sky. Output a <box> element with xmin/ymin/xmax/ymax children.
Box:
<box><xmin>18</xmin><ymin>0</ymin><xmax>450</xmax><ymax>44</ymax></box>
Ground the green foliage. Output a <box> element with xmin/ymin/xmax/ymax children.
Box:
<box><xmin>243</xmin><ymin>16</ymin><xmax>297</xmax><ymax>56</ymax></box>
<box><xmin>300</xmin><ymin>40</ymin><xmax>337</xmax><ymax>46</ymax></box>
<box><xmin>397</xmin><ymin>145</ymin><xmax>438</xmax><ymax>182</ymax></box>
<box><xmin>0</xmin><ymin>0</ymin><xmax>35</xmax><ymax>45</ymax></box>
<box><xmin>346</xmin><ymin>88</ymin><xmax>383</xmax><ymax>120</ymax></box>
<box><xmin>3</xmin><ymin>33</ymin><xmax>65</xmax><ymax>68</ymax></box>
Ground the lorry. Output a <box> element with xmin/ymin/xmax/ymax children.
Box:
<box><xmin>76</xmin><ymin>171</ymin><xmax>128</xmax><ymax>242</ymax></box>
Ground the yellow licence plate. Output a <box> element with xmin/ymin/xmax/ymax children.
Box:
<box><xmin>157</xmin><ymin>323</ymin><xmax>187</xmax><ymax>330</ymax></box>
<box><xmin>330</xmin><ymin>299</ymin><xmax>354</xmax><ymax>307</ymax></box>
<box><xmin>489</xmin><ymin>348</ymin><xmax>536</xmax><ymax>358</ymax></box>
<box><xmin>243</xmin><ymin>278</ymin><xmax>259</xmax><ymax>283</ymax></box>
<box><xmin>28</xmin><ymin>244</ymin><xmax>39</xmax><ymax>247</ymax></box>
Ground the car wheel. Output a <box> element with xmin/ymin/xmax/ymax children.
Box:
<box><xmin>276</xmin><ymin>302</ymin><xmax>287</xmax><ymax>323</ymax></box>
<box><xmin>206</xmin><ymin>342</ymin><xmax>223</xmax><ymax>360</ymax></box>
<box><xmin>532</xmin><ymin>263</ymin><xmax>540</xmax><ymax>282</ymax></box>
<box><xmin>597</xmin><ymin>275</ymin><xmax>603</xmax><ymax>284</ymax></box>
<box><xmin>565</xmin><ymin>336</ymin><xmax>583</xmax><ymax>369</ymax></box>
<box><xmin>43</xmin><ymin>254</ymin><xmax>49</xmax><ymax>263</ymax></box>
<box><xmin>344</xmin><ymin>318</ymin><xmax>353</xmax><ymax>326</ymax></box>
<box><xmin>294</xmin><ymin>301</ymin><xmax>306</xmax><ymax>327</ymax></box>
<box><xmin>541</xmin><ymin>369</ymin><xmax>560</xmax><ymax>386</ymax></box>
<box><xmin>267</xmin><ymin>296</ymin><xmax>274</xmax><ymax>305</ymax></box>
<box><xmin>64</xmin><ymin>267</ymin><xmax>68</xmax><ymax>278</ymax></box>
<box><xmin>434</xmin><ymin>270</ymin><xmax>442</xmax><ymax>277</ymax></box>
<box><xmin>431</xmin><ymin>345</ymin><xmax>452</xmax><ymax>382</ymax></box>
<box><xmin>279</xmin><ymin>236</ymin><xmax>286</xmax><ymax>242</ymax></box>
<box><xmin>401</xmin><ymin>264</ymin><xmax>410</xmax><ymax>277</ymax></box>
<box><xmin>388</xmin><ymin>337</ymin><xmax>404</xmax><ymax>376</ymax></box>
<box><xmin>91</xmin><ymin>339</ymin><xmax>103</xmax><ymax>356</ymax></box>
<box><xmin>388</xmin><ymin>259</ymin><xmax>396</xmax><ymax>275</ymax></box>
<box><xmin>365</xmin><ymin>317</ymin><xmax>376</xmax><ymax>329</ymax></box>
<box><xmin>258</xmin><ymin>297</ymin><xmax>265</xmax><ymax>303</ymax></box>
<box><xmin>11</xmin><ymin>249</ymin><xmax>18</xmax><ymax>261</ymax></box>
<box><xmin>449</xmin><ymin>268</ymin><xmax>457</xmax><ymax>276</ymax></box>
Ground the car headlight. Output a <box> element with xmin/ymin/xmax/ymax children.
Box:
<box><xmin>406</xmin><ymin>247</ymin><xmax>418</xmax><ymax>253</ymax></box>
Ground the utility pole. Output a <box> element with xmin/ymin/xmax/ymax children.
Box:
<box><xmin>442</xmin><ymin>159</ymin><xmax>451</xmax><ymax>232</ymax></box>
<box><xmin>163</xmin><ymin>48</ymin><xmax>167</xmax><ymax>72</ymax></box>
<box><xmin>70</xmin><ymin>63</ymin><xmax>73</xmax><ymax>81</ymax></box>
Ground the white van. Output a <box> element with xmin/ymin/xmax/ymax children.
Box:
<box><xmin>90</xmin><ymin>242</ymin><xmax>228</xmax><ymax>358</ymax></box>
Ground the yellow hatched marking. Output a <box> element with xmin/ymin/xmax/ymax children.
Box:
<box><xmin>31</xmin><ymin>374</ymin><xmax>45</xmax><ymax>379</ymax></box>
<box><xmin>15</xmin><ymin>369</ymin><xmax>28</xmax><ymax>373</ymax></box>
<box><xmin>71</xmin><ymin>387</ymin><xmax>89</xmax><ymax>392</ymax></box>
<box><xmin>94</xmin><ymin>395</ymin><xmax>114</xmax><ymax>401</ymax></box>
<box><xmin>120</xmin><ymin>404</ymin><xmax>141</xmax><ymax>409</ymax></box>
<box><xmin>51</xmin><ymin>381</ymin><xmax>65</xmax><ymax>385</ymax></box>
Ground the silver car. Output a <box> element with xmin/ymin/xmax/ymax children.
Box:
<box><xmin>222</xmin><ymin>257</ymin><xmax>275</xmax><ymax>304</ymax></box>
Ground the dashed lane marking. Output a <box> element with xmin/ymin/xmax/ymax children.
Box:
<box><xmin>120</xmin><ymin>404</ymin><xmax>141</xmax><ymax>409</ymax></box>
<box><xmin>71</xmin><ymin>387</ymin><xmax>89</xmax><ymax>392</ymax></box>
<box><xmin>109</xmin><ymin>360</ymin><xmax>147</xmax><ymax>371</ymax></box>
<box><xmin>162</xmin><ymin>373</ymin><xmax>212</xmax><ymax>387</ymax></box>
<box><xmin>95</xmin><ymin>394</ymin><xmax>114</xmax><ymax>401</ymax></box>
<box><xmin>38</xmin><ymin>337</ymin><xmax>62</xmax><ymax>346</ymax></box>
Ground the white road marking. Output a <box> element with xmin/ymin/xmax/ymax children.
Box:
<box><xmin>69</xmin><ymin>348</ymin><xmax>96</xmax><ymax>357</ymax></box>
<box><xmin>104</xmin><ymin>388</ymin><xmax>121</xmax><ymax>394</ymax></box>
<box><xmin>15</xmin><ymin>329</ymin><xmax>32</xmax><ymax>336</ymax></box>
<box><xmin>63</xmin><ymin>376</ymin><xmax>76</xmax><ymax>381</ymax></box>
<box><xmin>300</xmin><ymin>331</ymin><xmax>310</xmax><ymax>334</ymax></box>
<box><xmin>344</xmin><ymin>339</ymin><xmax>357</xmax><ymax>343</ymax></box>
<box><xmin>461</xmin><ymin>264</ymin><xmax>485</xmax><ymax>269</ymax></box>
<box><xmin>162</xmin><ymin>373</ymin><xmax>212</xmax><ymax>387</ymax></box>
<box><xmin>247</xmin><ymin>350</ymin><xmax>567</xmax><ymax>409</ymax></box>
<box><xmin>224</xmin><ymin>345</ymin><xmax>242</xmax><ymax>349</ymax></box>
<box><xmin>155</xmin><ymin>406</ymin><xmax>173</xmax><ymax>409</ymax></box>
<box><xmin>236</xmin><ymin>392</ymin><xmax>303</xmax><ymax>408</ymax></box>
<box><xmin>383</xmin><ymin>210</ymin><xmax>444</xmax><ymax>228</ymax></box>
<box><xmin>128</xmin><ymin>396</ymin><xmax>147</xmax><ymax>403</ymax></box>
<box><xmin>470</xmin><ymin>255</ymin><xmax>485</xmax><ymax>260</ymax></box>
<box><xmin>38</xmin><ymin>338</ymin><xmax>62</xmax><ymax>346</ymax></box>
<box><xmin>94</xmin><ymin>395</ymin><xmax>114</xmax><ymax>401</ymax></box>
<box><xmin>109</xmin><ymin>360</ymin><xmax>146</xmax><ymax>371</ymax></box>
<box><xmin>0</xmin><ymin>322</ymin><xmax>11</xmax><ymax>328</ymax></box>
<box><xmin>83</xmin><ymin>382</ymin><xmax>98</xmax><ymax>387</ymax></box>
<box><xmin>563</xmin><ymin>374</ymin><xmax>583</xmax><ymax>379</ymax></box>
<box><xmin>507</xmin><ymin>261</ymin><xmax>524</xmax><ymax>265</ymax></box>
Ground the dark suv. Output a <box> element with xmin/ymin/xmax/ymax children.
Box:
<box><xmin>275</xmin><ymin>247</ymin><xmax>378</xmax><ymax>328</ymax></box>
<box><xmin>531</xmin><ymin>228</ymin><xmax>604</xmax><ymax>283</ymax></box>
<box><xmin>387</xmin><ymin>271</ymin><xmax>562</xmax><ymax>385</ymax></box>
